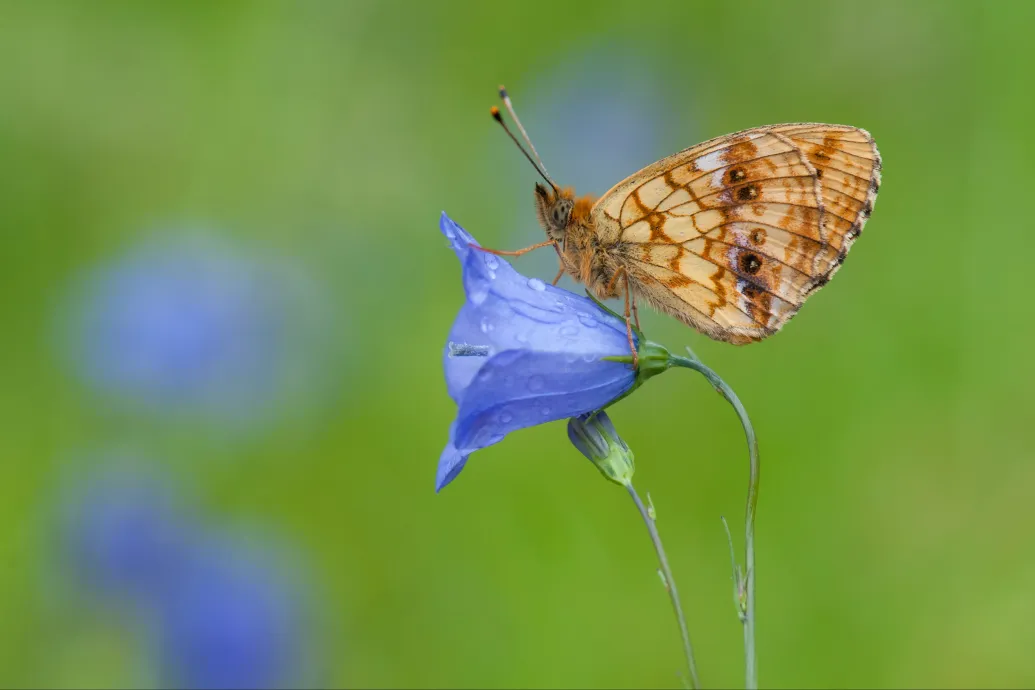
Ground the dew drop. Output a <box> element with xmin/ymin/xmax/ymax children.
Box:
<box><xmin>514</xmin><ymin>331</ymin><xmax>529</xmax><ymax>344</ymax></box>
<box><xmin>527</xmin><ymin>375</ymin><xmax>545</xmax><ymax>392</ymax></box>
<box><xmin>485</xmin><ymin>433</ymin><xmax>505</xmax><ymax>446</ymax></box>
<box><xmin>466</xmin><ymin>278</ymin><xmax>489</xmax><ymax>305</ymax></box>
<box><xmin>559</xmin><ymin>323</ymin><xmax>580</xmax><ymax>337</ymax></box>
<box><xmin>476</xmin><ymin>367</ymin><xmax>492</xmax><ymax>383</ymax></box>
<box><xmin>577</xmin><ymin>312</ymin><xmax>598</xmax><ymax>328</ymax></box>
<box><xmin>479</xmin><ymin>317</ymin><xmax>495</xmax><ymax>333</ymax></box>
<box><xmin>498</xmin><ymin>411</ymin><xmax>513</xmax><ymax>424</ymax></box>
<box><xmin>540</xmin><ymin>407</ymin><xmax>551</xmax><ymax>416</ymax></box>
<box><xmin>527</xmin><ymin>277</ymin><xmax>546</xmax><ymax>291</ymax></box>
<box><xmin>484</xmin><ymin>254</ymin><xmax>499</xmax><ymax>269</ymax></box>
<box><xmin>582</xmin><ymin>353</ymin><xmax>598</xmax><ymax>363</ymax></box>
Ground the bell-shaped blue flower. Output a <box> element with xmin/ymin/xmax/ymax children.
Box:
<box><xmin>157</xmin><ymin>536</ymin><xmax>309</xmax><ymax>690</ymax></box>
<box><xmin>59</xmin><ymin>463</ymin><xmax>192</xmax><ymax>600</ymax></box>
<box><xmin>57</xmin><ymin>462</ymin><xmax>316</xmax><ymax>688</ymax></box>
<box><xmin>58</xmin><ymin>231</ymin><xmax>336</xmax><ymax>428</ymax></box>
<box><xmin>437</xmin><ymin>213</ymin><xmax>638</xmax><ymax>491</ymax></box>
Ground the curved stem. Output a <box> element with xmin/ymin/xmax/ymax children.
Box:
<box><xmin>626</xmin><ymin>482</ymin><xmax>700</xmax><ymax>689</ymax></box>
<box><xmin>669</xmin><ymin>353</ymin><xmax>759</xmax><ymax>690</ymax></box>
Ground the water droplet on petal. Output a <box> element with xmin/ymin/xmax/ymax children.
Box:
<box><xmin>577</xmin><ymin>312</ymin><xmax>598</xmax><ymax>328</ymax></box>
<box><xmin>466</xmin><ymin>279</ymin><xmax>489</xmax><ymax>305</ymax></box>
<box><xmin>480</xmin><ymin>317</ymin><xmax>495</xmax><ymax>333</ymax></box>
<box><xmin>527</xmin><ymin>277</ymin><xmax>546</xmax><ymax>291</ymax></box>
<box><xmin>485</xmin><ymin>433</ymin><xmax>505</xmax><ymax>446</ymax></box>
<box><xmin>527</xmin><ymin>375</ymin><xmax>545</xmax><ymax>392</ymax></box>
<box><xmin>499</xmin><ymin>411</ymin><xmax>513</xmax><ymax>424</ymax></box>
<box><xmin>559</xmin><ymin>323</ymin><xmax>580</xmax><ymax>337</ymax></box>
<box><xmin>582</xmin><ymin>353</ymin><xmax>598</xmax><ymax>363</ymax></box>
<box><xmin>540</xmin><ymin>407</ymin><xmax>551</xmax><ymax>416</ymax></box>
<box><xmin>564</xmin><ymin>353</ymin><xmax>580</xmax><ymax>364</ymax></box>
<box><xmin>484</xmin><ymin>254</ymin><xmax>499</xmax><ymax>270</ymax></box>
<box><xmin>514</xmin><ymin>331</ymin><xmax>529</xmax><ymax>344</ymax></box>
<box><xmin>476</xmin><ymin>367</ymin><xmax>492</xmax><ymax>382</ymax></box>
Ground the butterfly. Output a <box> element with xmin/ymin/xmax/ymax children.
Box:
<box><xmin>481</xmin><ymin>87</ymin><xmax>881</xmax><ymax>366</ymax></box>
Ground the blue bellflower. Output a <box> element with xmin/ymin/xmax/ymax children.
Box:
<box><xmin>59</xmin><ymin>464</ymin><xmax>313</xmax><ymax>688</ymax></box>
<box><xmin>60</xmin><ymin>464</ymin><xmax>192</xmax><ymax>600</ymax></box>
<box><xmin>157</xmin><ymin>537</ymin><xmax>307</xmax><ymax>690</ymax></box>
<box><xmin>437</xmin><ymin>213</ymin><xmax>638</xmax><ymax>491</ymax></box>
<box><xmin>60</xmin><ymin>232</ymin><xmax>335</xmax><ymax>427</ymax></box>
<box><xmin>68</xmin><ymin>236</ymin><xmax>279</xmax><ymax>412</ymax></box>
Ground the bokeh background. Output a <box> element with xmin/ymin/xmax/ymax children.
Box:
<box><xmin>2</xmin><ymin>1</ymin><xmax>1033</xmax><ymax>687</ymax></box>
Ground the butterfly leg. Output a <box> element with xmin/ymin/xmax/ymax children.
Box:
<box><xmin>622</xmin><ymin>278</ymin><xmax>639</xmax><ymax>370</ymax></box>
<box><xmin>471</xmin><ymin>239</ymin><xmax>556</xmax><ymax>257</ymax></box>
<box><xmin>551</xmin><ymin>264</ymin><xmax>565</xmax><ymax>286</ymax></box>
<box><xmin>604</xmin><ymin>268</ymin><xmax>639</xmax><ymax>368</ymax></box>
<box><xmin>631</xmin><ymin>290</ymin><xmax>641</xmax><ymax>331</ymax></box>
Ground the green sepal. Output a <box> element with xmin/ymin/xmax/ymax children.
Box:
<box><xmin>584</xmin><ymin>289</ymin><xmax>675</xmax><ymax>409</ymax></box>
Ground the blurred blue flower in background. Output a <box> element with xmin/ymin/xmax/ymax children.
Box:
<box><xmin>157</xmin><ymin>536</ymin><xmax>309</xmax><ymax>690</ymax></box>
<box><xmin>59</xmin><ymin>231</ymin><xmax>334</xmax><ymax>426</ymax></box>
<box><xmin>61</xmin><ymin>464</ymin><xmax>192</xmax><ymax>601</ymax></box>
<box><xmin>58</xmin><ymin>463</ymin><xmax>317</xmax><ymax>689</ymax></box>
<box><xmin>437</xmin><ymin>213</ymin><xmax>637</xmax><ymax>491</ymax></box>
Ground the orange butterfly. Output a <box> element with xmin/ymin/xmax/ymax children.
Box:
<box><xmin>481</xmin><ymin>87</ymin><xmax>881</xmax><ymax>366</ymax></box>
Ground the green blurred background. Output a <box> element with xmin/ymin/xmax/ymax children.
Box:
<box><xmin>2</xmin><ymin>0</ymin><xmax>1033</xmax><ymax>687</ymax></box>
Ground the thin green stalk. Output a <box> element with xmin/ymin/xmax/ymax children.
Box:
<box><xmin>626</xmin><ymin>482</ymin><xmax>700</xmax><ymax>689</ymax></box>
<box><xmin>670</xmin><ymin>351</ymin><xmax>759</xmax><ymax>690</ymax></box>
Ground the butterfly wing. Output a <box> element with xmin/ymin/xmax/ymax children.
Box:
<box><xmin>592</xmin><ymin>123</ymin><xmax>881</xmax><ymax>344</ymax></box>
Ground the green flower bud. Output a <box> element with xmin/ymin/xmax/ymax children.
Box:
<box><xmin>567</xmin><ymin>410</ymin><xmax>635</xmax><ymax>487</ymax></box>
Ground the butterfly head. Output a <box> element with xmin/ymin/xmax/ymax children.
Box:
<box><xmin>534</xmin><ymin>183</ymin><xmax>574</xmax><ymax>242</ymax></box>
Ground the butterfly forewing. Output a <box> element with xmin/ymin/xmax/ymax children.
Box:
<box><xmin>591</xmin><ymin>123</ymin><xmax>881</xmax><ymax>344</ymax></box>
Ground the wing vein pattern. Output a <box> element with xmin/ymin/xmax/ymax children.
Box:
<box><xmin>592</xmin><ymin>123</ymin><xmax>881</xmax><ymax>344</ymax></box>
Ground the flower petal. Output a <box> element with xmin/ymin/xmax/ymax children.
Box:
<box><xmin>442</xmin><ymin>212</ymin><xmax>631</xmax><ymax>348</ymax></box>
<box><xmin>442</xmin><ymin>301</ymin><xmax>495</xmax><ymax>404</ymax></box>
<box><xmin>453</xmin><ymin>349</ymin><xmax>634</xmax><ymax>450</ymax></box>
<box><xmin>442</xmin><ymin>291</ymin><xmax>633</xmax><ymax>404</ymax></box>
<box><xmin>441</xmin><ymin>212</ymin><xmax>477</xmax><ymax>258</ymax></box>
<box><xmin>435</xmin><ymin>421</ymin><xmax>472</xmax><ymax>492</ymax></box>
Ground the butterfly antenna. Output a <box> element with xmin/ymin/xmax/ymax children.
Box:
<box><xmin>490</xmin><ymin>105</ymin><xmax>559</xmax><ymax>194</ymax></box>
<box><xmin>498</xmin><ymin>85</ymin><xmax>550</xmax><ymax>177</ymax></box>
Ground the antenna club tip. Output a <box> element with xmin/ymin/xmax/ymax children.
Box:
<box><xmin>498</xmin><ymin>85</ymin><xmax>508</xmax><ymax>98</ymax></box>
<box><xmin>490</xmin><ymin>106</ymin><xmax>502</xmax><ymax>121</ymax></box>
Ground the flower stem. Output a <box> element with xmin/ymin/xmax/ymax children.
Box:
<box><xmin>670</xmin><ymin>351</ymin><xmax>759</xmax><ymax>690</ymax></box>
<box><xmin>626</xmin><ymin>482</ymin><xmax>700</xmax><ymax>689</ymax></box>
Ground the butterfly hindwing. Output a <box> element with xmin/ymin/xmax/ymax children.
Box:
<box><xmin>591</xmin><ymin>123</ymin><xmax>881</xmax><ymax>344</ymax></box>
<box><xmin>769</xmin><ymin>124</ymin><xmax>882</xmax><ymax>262</ymax></box>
